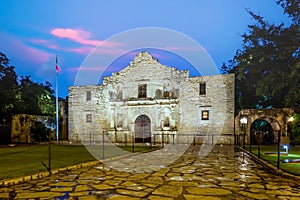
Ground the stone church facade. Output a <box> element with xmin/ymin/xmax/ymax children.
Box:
<box><xmin>68</xmin><ymin>52</ymin><xmax>235</xmax><ymax>144</ymax></box>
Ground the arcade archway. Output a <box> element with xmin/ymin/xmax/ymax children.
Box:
<box><xmin>250</xmin><ymin>119</ymin><xmax>274</xmax><ymax>145</ymax></box>
<box><xmin>235</xmin><ymin>108</ymin><xmax>294</xmax><ymax>145</ymax></box>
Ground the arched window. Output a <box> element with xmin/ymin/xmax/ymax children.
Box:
<box><xmin>163</xmin><ymin>91</ymin><xmax>170</xmax><ymax>98</ymax></box>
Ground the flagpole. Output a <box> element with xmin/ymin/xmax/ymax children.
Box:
<box><xmin>55</xmin><ymin>55</ymin><xmax>59</xmax><ymax>144</ymax></box>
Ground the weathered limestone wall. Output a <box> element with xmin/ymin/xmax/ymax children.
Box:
<box><xmin>58</xmin><ymin>99</ymin><xmax>68</xmax><ymax>140</ymax></box>
<box><xmin>68</xmin><ymin>52</ymin><xmax>235</xmax><ymax>144</ymax></box>
<box><xmin>68</xmin><ymin>85</ymin><xmax>102</xmax><ymax>142</ymax></box>
<box><xmin>11</xmin><ymin>114</ymin><xmax>54</xmax><ymax>143</ymax></box>
<box><xmin>178</xmin><ymin>74</ymin><xmax>234</xmax><ymax>144</ymax></box>
<box><xmin>236</xmin><ymin>108</ymin><xmax>294</xmax><ymax>145</ymax></box>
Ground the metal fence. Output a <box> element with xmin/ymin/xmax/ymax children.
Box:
<box><xmin>74</xmin><ymin>132</ymin><xmax>235</xmax><ymax>146</ymax></box>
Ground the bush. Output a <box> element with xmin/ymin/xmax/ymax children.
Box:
<box><xmin>290</xmin><ymin>113</ymin><xmax>300</xmax><ymax>145</ymax></box>
<box><xmin>31</xmin><ymin>121</ymin><xmax>50</xmax><ymax>142</ymax></box>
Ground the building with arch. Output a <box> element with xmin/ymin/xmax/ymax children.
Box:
<box><xmin>235</xmin><ymin>108</ymin><xmax>294</xmax><ymax>145</ymax></box>
<box><xmin>68</xmin><ymin>52</ymin><xmax>235</xmax><ymax>144</ymax></box>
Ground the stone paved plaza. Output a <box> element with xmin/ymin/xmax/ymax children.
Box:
<box><xmin>1</xmin><ymin>145</ymin><xmax>300</xmax><ymax>199</ymax></box>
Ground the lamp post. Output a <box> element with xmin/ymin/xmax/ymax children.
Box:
<box><xmin>287</xmin><ymin>116</ymin><xmax>294</xmax><ymax>142</ymax></box>
<box><xmin>240</xmin><ymin>117</ymin><xmax>248</xmax><ymax>149</ymax></box>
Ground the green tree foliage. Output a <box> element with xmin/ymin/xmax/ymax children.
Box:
<box><xmin>0</xmin><ymin>53</ymin><xmax>18</xmax><ymax>120</ymax></box>
<box><xmin>0</xmin><ymin>53</ymin><xmax>56</xmax><ymax>122</ymax></box>
<box><xmin>223</xmin><ymin>0</ymin><xmax>299</xmax><ymax>110</ymax></box>
<box><xmin>290</xmin><ymin>113</ymin><xmax>300</xmax><ymax>145</ymax></box>
<box><xmin>30</xmin><ymin>121</ymin><xmax>50</xmax><ymax>142</ymax></box>
<box><xmin>15</xmin><ymin>76</ymin><xmax>55</xmax><ymax>115</ymax></box>
<box><xmin>277</xmin><ymin>0</ymin><xmax>300</xmax><ymax>24</ymax></box>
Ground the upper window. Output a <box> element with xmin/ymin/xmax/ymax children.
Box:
<box><xmin>199</xmin><ymin>83</ymin><xmax>206</xmax><ymax>95</ymax></box>
<box><xmin>201</xmin><ymin>110</ymin><xmax>209</xmax><ymax>120</ymax></box>
<box><xmin>86</xmin><ymin>114</ymin><xmax>92</xmax><ymax>122</ymax></box>
<box><xmin>138</xmin><ymin>84</ymin><xmax>147</xmax><ymax>98</ymax></box>
<box><xmin>86</xmin><ymin>91</ymin><xmax>91</xmax><ymax>101</ymax></box>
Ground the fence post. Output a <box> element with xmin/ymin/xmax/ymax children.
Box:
<box><xmin>90</xmin><ymin>129</ymin><xmax>92</xmax><ymax>146</ymax></box>
<box><xmin>102</xmin><ymin>131</ymin><xmax>104</xmax><ymax>159</ymax></box>
<box><xmin>132</xmin><ymin>134</ymin><xmax>135</xmax><ymax>153</ymax></box>
<box><xmin>172</xmin><ymin>134</ymin><xmax>174</xmax><ymax>145</ymax></box>
<box><xmin>193</xmin><ymin>134</ymin><xmax>195</xmax><ymax>146</ymax></box>
<box><xmin>48</xmin><ymin>135</ymin><xmax>51</xmax><ymax>173</ymax></box>
<box><xmin>258</xmin><ymin>141</ymin><xmax>261</xmax><ymax>158</ymax></box>
<box><xmin>277</xmin><ymin>131</ymin><xmax>281</xmax><ymax>170</ymax></box>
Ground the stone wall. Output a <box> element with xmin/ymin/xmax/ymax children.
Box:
<box><xmin>68</xmin><ymin>52</ymin><xmax>235</xmax><ymax>144</ymax></box>
<box><xmin>58</xmin><ymin>98</ymin><xmax>68</xmax><ymax>140</ymax></box>
<box><xmin>11</xmin><ymin>114</ymin><xmax>55</xmax><ymax>143</ymax></box>
<box><xmin>235</xmin><ymin>108</ymin><xmax>294</xmax><ymax>145</ymax></box>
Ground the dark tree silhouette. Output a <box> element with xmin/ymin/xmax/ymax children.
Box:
<box><xmin>222</xmin><ymin>0</ymin><xmax>299</xmax><ymax>110</ymax></box>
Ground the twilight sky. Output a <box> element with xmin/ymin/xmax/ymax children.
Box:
<box><xmin>0</xmin><ymin>0</ymin><xmax>291</xmax><ymax>97</ymax></box>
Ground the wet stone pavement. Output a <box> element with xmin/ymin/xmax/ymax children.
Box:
<box><xmin>1</xmin><ymin>145</ymin><xmax>300</xmax><ymax>200</ymax></box>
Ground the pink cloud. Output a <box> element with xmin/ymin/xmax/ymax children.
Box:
<box><xmin>21</xmin><ymin>45</ymin><xmax>51</xmax><ymax>63</ymax></box>
<box><xmin>30</xmin><ymin>39</ymin><xmax>59</xmax><ymax>49</ymax></box>
<box><xmin>165</xmin><ymin>46</ymin><xmax>205</xmax><ymax>52</ymax></box>
<box><xmin>68</xmin><ymin>46</ymin><xmax>95</xmax><ymax>55</ymax></box>
<box><xmin>67</xmin><ymin>65</ymin><xmax>124</xmax><ymax>75</ymax></box>
<box><xmin>165</xmin><ymin>46</ymin><xmax>181</xmax><ymax>51</ymax></box>
<box><xmin>0</xmin><ymin>33</ymin><xmax>51</xmax><ymax>64</ymax></box>
<box><xmin>67</xmin><ymin>66</ymin><xmax>104</xmax><ymax>72</ymax></box>
<box><xmin>51</xmin><ymin>28</ymin><xmax>119</xmax><ymax>47</ymax></box>
<box><xmin>63</xmin><ymin>45</ymin><xmax>126</xmax><ymax>55</ymax></box>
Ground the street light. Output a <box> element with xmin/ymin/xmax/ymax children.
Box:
<box><xmin>240</xmin><ymin>117</ymin><xmax>248</xmax><ymax>149</ymax></box>
<box><xmin>283</xmin><ymin>145</ymin><xmax>289</xmax><ymax>155</ymax></box>
<box><xmin>288</xmin><ymin>116</ymin><xmax>294</xmax><ymax>123</ymax></box>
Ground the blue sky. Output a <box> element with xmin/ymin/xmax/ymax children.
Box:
<box><xmin>0</xmin><ymin>0</ymin><xmax>291</xmax><ymax>97</ymax></box>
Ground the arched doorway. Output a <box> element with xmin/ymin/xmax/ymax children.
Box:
<box><xmin>135</xmin><ymin>115</ymin><xmax>151</xmax><ymax>143</ymax></box>
<box><xmin>250</xmin><ymin>119</ymin><xmax>274</xmax><ymax>145</ymax></box>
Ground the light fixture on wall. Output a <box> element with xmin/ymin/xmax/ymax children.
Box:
<box><xmin>240</xmin><ymin>117</ymin><xmax>248</xmax><ymax>125</ymax></box>
<box><xmin>288</xmin><ymin>116</ymin><xmax>294</xmax><ymax>123</ymax></box>
<box><xmin>240</xmin><ymin>116</ymin><xmax>248</xmax><ymax>149</ymax></box>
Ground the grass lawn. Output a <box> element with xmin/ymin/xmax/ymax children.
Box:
<box><xmin>0</xmin><ymin>143</ymin><xmax>160</xmax><ymax>180</ymax></box>
<box><xmin>245</xmin><ymin>145</ymin><xmax>300</xmax><ymax>176</ymax></box>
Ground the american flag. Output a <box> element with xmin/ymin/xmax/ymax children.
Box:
<box><xmin>56</xmin><ymin>55</ymin><xmax>60</xmax><ymax>73</ymax></box>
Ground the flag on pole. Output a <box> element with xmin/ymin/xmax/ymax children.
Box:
<box><xmin>56</xmin><ymin>64</ymin><xmax>60</xmax><ymax>73</ymax></box>
<box><xmin>56</xmin><ymin>56</ymin><xmax>61</xmax><ymax>73</ymax></box>
<box><xmin>55</xmin><ymin>55</ymin><xmax>59</xmax><ymax>143</ymax></box>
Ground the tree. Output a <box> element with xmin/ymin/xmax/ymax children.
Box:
<box><xmin>0</xmin><ymin>52</ymin><xmax>56</xmax><ymax>120</ymax></box>
<box><xmin>15</xmin><ymin>76</ymin><xmax>55</xmax><ymax>116</ymax></box>
<box><xmin>0</xmin><ymin>53</ymin><xmax>18</xmax><ymax>122</ymax></box>
<box><xmin>223</xmin><ymin>0</ymin><xmax>299</xmax><ymax>110</ymax></box>
<box><xmin>31</xmin><ymin>121</ymin><xmax>50</xmax><ymax>142</ymax></box>
<box><xmin>277</xmin><ymin>0</ymin><xmax>300</xmax><ymax>24</ymax></box>
<box><xmin>290</xmin><ymin>113</ymin><xmax>300</xmax><ymax>145</ymax></box>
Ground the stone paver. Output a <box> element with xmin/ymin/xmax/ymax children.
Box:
<box><xmin>1</xmin><ymin>145</ymin><xmax>300</xmax><ymax>199</ymax></box>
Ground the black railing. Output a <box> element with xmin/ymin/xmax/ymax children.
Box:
<box><xmin>75</xmin><ymin>132</ymin><xmax>234</xmax><ymax>147</ymax></box>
